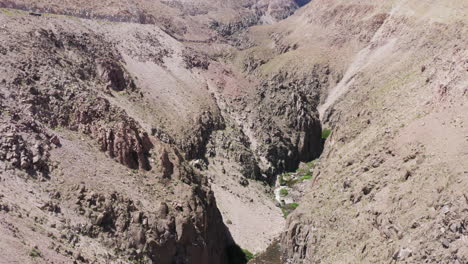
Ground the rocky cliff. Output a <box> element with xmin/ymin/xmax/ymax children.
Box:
<box><xmin>0</xmin><ymin>0</ymin><xmax>466</xmax><ymax>263</ymax></box>
<box><xmin>268</xmin><ymin>1</ymin><xmax>468</xmax><ymax>263</ymax></box>
<box><xmin>0</xmin><ymin>13</ymin><xmax>235</xmax><ymax>263</ymax></box>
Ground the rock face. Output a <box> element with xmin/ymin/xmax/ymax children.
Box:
<box><xmin>0</xmin><ymin>12</ymin><xmax>237</xmax><ymax>264</ymax></box>
<box><xmin>72</xmin><ymin>174</ymin><xmax>229</xmax><ymax>264</ymax></box>
<box><xmin>97</xmin><ymin>60</ymin><xmax>136</xmax><ymax>92</ymax></box>
<box><xmin>2</xmin><ymin>26</ymin><xmax>153</xmax><ymax>170</ymax></box>
<box><xmin>72</xmin><ymin>98</ymin><xmax>153</xmax><ymax>170</ymax></box>
<box><xmin>274</xmin><ymin>1</ymin><xmax>468</xmax><ymax>263</ymax></box>
<box><xmin>0</xmin><ymin>118</ymin><xmax>54</xmax><ymax>176</ymax></box>
<box><xmin>249</xmin><ymin>71</ymin><xmax>325</xmax><ymax>176</ymax></box>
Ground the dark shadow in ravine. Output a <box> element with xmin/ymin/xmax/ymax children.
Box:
<box><xmin>226</xmin><ymin>243</ymin><xmax>249</xmax><ymax>264</ymax></box>
<box><xmin>294</xmin><ymin>0</ymin><xmax>312</xmax><ymax>7</ymax></box>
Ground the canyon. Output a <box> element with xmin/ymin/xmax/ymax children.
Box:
<box><xmin>0</xmin><ymin>0</ymin><xmax>467</xmax><ymax>263</ymax></box>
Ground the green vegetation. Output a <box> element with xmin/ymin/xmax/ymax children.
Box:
<box><xmin>278</xmin><ymin>173</ymin><xmax>287</xmax><ymax>186</ymax></box>
<box><xmin>281</xmin><ymin>203</ymin><xmax>300</xmax><ymax>218</ymax></box>
<box><xmin>296</xmin><ymin>167</ymin><xmax>312</xmax><ymax>179</ymax></box>
<box><xmin>300</xmin><ymin>175</ymin><xmax>312</xmax><ymax>181</ymax></box>
<box><xmin>242</xmin><ymin>249</ymin><xmax>255</xmax><ymax>261</ymax></box>
<box><xmin>279</xmin><ymin>188</ymin><xmax>289</xmax><ymax>196</ymax></box>
<box><xmin>279</xmin><ymin>159</ymin><xmax>316</xmax><ymax>187</ymax></box>
<box><xmin>227</xmin><ymin>244</ymin><xmax>255</xmax><ymax>264</ymax></box>
<box><xmin>289</xmin><ymin>203</ymin><xmax>299</xmax><ymax>209</ymax></box>
<box><xmin>306</xmin><ymin>160</ymin><xmax>317</xmax><ymax>167</ymax></box>
<box><xmin>277</xmin><ymin>160</ymin><xmax>317</xmax><ymax>218</ymax></box>
<box><xmin>321</xmin><ymin>128</ymin><xmax>332</xmax><ymax>139</ymax></box>
<box><xmin>29</xmin><ymin>248</ymin><xmax>42</xmax><ymax>259</ymax></box>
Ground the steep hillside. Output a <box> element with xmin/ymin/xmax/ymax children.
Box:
<box><xmin>0</xmin><ymin>0</ymin><xmax>309</xmax><ymax>40</ymax></box>
<box><xmin>241</xmin><ymin>1</ymin><xmax>467</xmax><ymax>263</ymax></box>
<box><xmin>0</xmin><ymin>0</ymin><xmax>466</xmax><ymax>263</ymax></box>
<box><xmin>0</xmin><ymin>13</ymin><xmax>234</xmax><ymax>264</ymax></box>
<box><xmin>0</xmin><ymin>0</ymin><xmax>320</xmax><ymax>261</ymax></box>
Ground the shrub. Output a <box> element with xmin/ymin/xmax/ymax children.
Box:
<box><xmin>306</xmin><ymin>160</ymin><xmax>317</xmax><ymax>168</ymax></box>
<box><xmin>321</xmin><ymin>128</ymin><xmax>332</xmax><ymax>139</ymax></box>
<box><xmin>300</xmin><ymin>175</ymin><xmax>312</xmax><ymax>181</ymax></box>
<box><xmin>280</xmin><ymin>188</ymin><xmax>289</xmax><ymax>196</ymax></box>
<box><xmin>29</xmin><ymin>248</ymin><xmax>41</xmax><ymax>258</ymax></box>
<box><xmin>242</xmin><ymin>249</ymin><xmax>255</xmax><ymax>261</ymax></box>
<box><xmin>281</xmin><ymin>203</ymin><xmax>300</xmax><ymax>218</ymax></box>
<box><xmin>289</xmin><ymin>203</ymin><xmax>299</xmax><ymax>209</ymax></box>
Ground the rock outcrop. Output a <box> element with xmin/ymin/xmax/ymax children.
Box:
<box><xmin>0</xmin><ymin>117</ymin><xmax>55</xmax><ymax>176</ymax></box>
<box><xmin>71</xmin><ymin>173</ymin><xmax>230</xmax><ymax>264</ymax></box>
<box><xmin>0</xmin><ymin>12</ymin><xmax>236</xmax><ymax>264</ymax></box>
<box><xmin>247</xmin><ymin>71</ymin><xmax>326</xmax><ymax>177</ymax></box>
<box><xmin>2</xmin><ymin>24</ymin><xmax>153</xmax><ymax>170</ymax></box>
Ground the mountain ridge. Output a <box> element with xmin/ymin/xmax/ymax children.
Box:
<box><xmin>0</xmin><ymin>0</ymin><xmax>467</xmax><ymax>263</ymax></box>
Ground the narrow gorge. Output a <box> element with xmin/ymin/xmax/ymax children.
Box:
<box><xmin>0</xmin><ymin>1</ymin><xmax>466</xmax><ymax>264</ymax></box>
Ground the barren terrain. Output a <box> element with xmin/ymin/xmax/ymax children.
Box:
<box><xmin>0</xmin><ymin>0</ymin><xmax>467</xmax><ymax>264</ymax></box>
